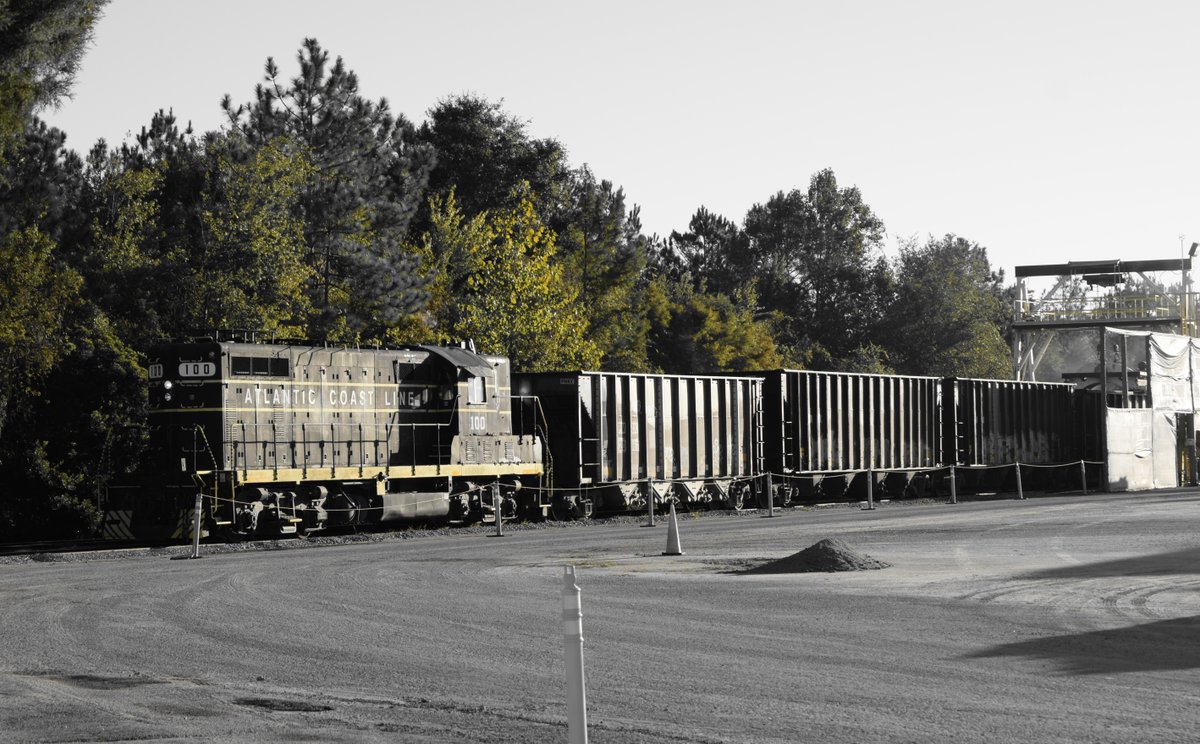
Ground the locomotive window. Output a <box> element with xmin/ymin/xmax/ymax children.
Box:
<box><xmin>230</xmin><ymin>357</ymin><xmax>289</xmax><ymax>377</ymax></box>
<box><xmin>468</xmin><ymin>375</ymin><xmax>486</xmax><ymax>404</ymax></box>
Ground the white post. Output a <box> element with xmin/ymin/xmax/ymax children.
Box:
<box><xmin>189</xmin><ymin>492</ymin><xmax>203</xmax><ymax>559</ymax></box>
<box><xmin>493</xmin><ymin>483</ymin><xmax>504</xmax><ymax>538</ymax></box>
<box><xmin>645</xmin><ymin>479</ymin><xmax>656</xmax><ymax>527</ymax></box>
<box><xmin>949</xmin><ymin>466</ymin><xmax>958</xmax><ymax>505</ymax></box>
<box><xmin>562</xmin><ymin>566</ymin><xmax>588</xmax><ymax>744</ymax></box>
<box><xmin>1015</xmin><ymin>463</ymin><xmax>1025</xmax><ymax>500</ymax></box>
<box><xmin>1080</xmin><ymin>460</ymin><xmax>1088</xmax><ymax>495</ymax></box>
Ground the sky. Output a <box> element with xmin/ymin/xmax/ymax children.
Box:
<box><xmin>42</xmin><ymin>0</ymin><xmax>1200</xmax><ymax>276</ymax></box>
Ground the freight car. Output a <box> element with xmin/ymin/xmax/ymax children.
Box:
<box><xmin>514</xmin><ymin>371</ymin><xmax>763</xmax><ymax>517</ymax></box>
<box><xmin>103</xmin><ymin>339</ymin><xmax>545</xmax><ymax>540</ymax></box>
<box><xmin>758</xmin><ymin>370</ymin><xmax>1091</xmax><ymax>503</ymax></box>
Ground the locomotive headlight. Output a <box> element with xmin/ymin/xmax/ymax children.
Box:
<box><xmin>163</xmin><ymin>380</ymin><xmax>174</xmax><ymax>390</ymax></box>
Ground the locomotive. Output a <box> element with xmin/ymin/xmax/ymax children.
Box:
<box><xmin>103</xmin><ymin>339</ymin><xmax>545</xmax><ymax>540</ymax></box>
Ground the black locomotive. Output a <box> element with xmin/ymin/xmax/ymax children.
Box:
<box><xmin>104</xmin><ymin>340</ymin><xmax>545</xmax><ymax>540</ymax></box>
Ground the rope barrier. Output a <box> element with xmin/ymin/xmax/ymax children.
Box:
<box><xmin>192</xmin><ymin>456</ymin><xmax>1104</xmax><ymax>519</ymax></box>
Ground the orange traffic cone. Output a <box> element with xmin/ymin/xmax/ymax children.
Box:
<box><xmin>662</xmin><ymin>501</ymin><xmax>684</xmax><ymax>556</ymax></box>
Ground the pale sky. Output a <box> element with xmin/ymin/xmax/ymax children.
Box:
<box><xmin>43</xmin><ymin>0</ymin><xmax>1200</xmax><ymax>276</ymax></box>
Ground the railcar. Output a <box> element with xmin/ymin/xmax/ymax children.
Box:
<box><xmin>759</xmin><ymin>369</ymin><xmax>944</xmax><ymax>503</ymax></box>
<box><xmin>514</xmin><ymin>371</ymin><xmax>764</xmax><ymax>517</ymax></box>
<box><xmin>944</xmin><ymin>377</ymin><xmax>1099</xmax><ymax>491</ymax></box>
<box><xmin>103</xmin><ymin>340</ymin><xmax>545</xmax><ymax>540</ymax></box>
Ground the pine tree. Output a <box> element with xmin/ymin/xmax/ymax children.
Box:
<box><xmin>222</xmin><ymin>38</ymin><xmax>434</xmax><ymax>339</ymax></box>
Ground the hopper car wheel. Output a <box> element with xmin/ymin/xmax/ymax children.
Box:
<box><xmin>727</xmin><ymin>487</ymin><xmax>745</xmax><ymax>511</ymax></box>
<box><xmin>550</xmin><ymin>495</ymin><xmax>573</xmax><ymax>522</ymax></box>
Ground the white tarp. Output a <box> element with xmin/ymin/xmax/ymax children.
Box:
<box><xmin>1104</xmin><ymin>330</ymin><xmax>1197</xmax><ymax>491</ymax></box>
<box><xmin>1148</xmin><ymin>334</ymin><xmax>1194</xmax><ymax>413</ymax></box>
<box><xmin>1105</xmin><ymin>408</ymin><xmax>1156</xmax><ymax>491</ymax></box>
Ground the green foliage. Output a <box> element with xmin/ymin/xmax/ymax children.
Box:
<box><xmin>0</xmin><ymin>226</ymin><xmax>82</xmax><ymax>406</ymax></box>
<box><xmin>742</xmin><ymin>169</ymin><xmax>891</xmax><ymax>364</ymax></box>
<box><xmin>222</xmin><ymin>38</ymin><xmax>434</xmax><ymax>339</ymax></box>
<box><xmin>647</xmin><ymin>277</ymin><xmax>782</xmax><ymax>374</ymax></box>
<box><xmin>422</xmin><ymin>189</ymin><xmax>601</xmax><ymax>371</ymax></box>
<box><xmin>549</xmin><ymin>167</ymin><xmax>651</xmax><ymax>371</ymax></box>
<box><xmin>417</xmin><ymin>94</ymin><xmax>570</xmax><ymax>223</ymax></box>
<box><xmin>884</xmin><ymin>234</ymin><xmax>1011</xmax><ymax>378</ymax></box>
<box><xmin>0</xmin><ymin>0</ymin><xmax>108</xmax><ymax>146</ymax></box>
<box><xmin>198</xmin><ymin>137</ymin><xmax>314</xmax><ymax>335</ymax></box>
<box><xmin>0</xmin><ymin>226</ymin><xmax>119</xmax><ymax>540</ymax></box>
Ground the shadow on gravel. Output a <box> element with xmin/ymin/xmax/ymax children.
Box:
<box><xmin>966</xmin><ymin>615</ymin><xmax>1200</xmax><ymax>674</ymax></box>
<box><xmin>1019</xmin><ymin>546</ymin><xmax>1200</xmax><ymax>580</ymax></box>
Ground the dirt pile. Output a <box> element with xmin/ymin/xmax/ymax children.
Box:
<box><xmin>745</xmin><ymin>537</ymin><xmax>889</xmax><ymax>574</ymax></box>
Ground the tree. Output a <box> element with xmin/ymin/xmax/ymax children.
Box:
<box><xmin>646</xmin><ymin>277</ymin><xmax>782</xmax><ymax>374</ymax></box>
<box><xmin>0</xmin><ymin>0</ymin><xmax>107</xmax><ymax>146</ymax></box>
<box><xmin>741</xmin><ymin>169</ymin><xmax>891</xmax><ymax>366</ymax></box>
<box><xmin>550</xmin><ymin>167</ymin><xmax>651</xmax><ymax>371</ymax></box>
<box><xmin>416</xmin><ymin>94</ymin><xmax>570</xmax><ymax>224</ymax></box>
<box><xmin>223</xmin><ymin>38</ymin><xmax>434</xmax><ymax>339</ymax></box>
<box><xmin>884</xmin><ymin>234</ymin><xmax>1010</xmax><ymax>378</ymax></box>
<box><xmin>657</xmin><ymin>207</ymin><xmax>748</xmax><ymax>296</ymax></box>
<box><xmin>197</xmin><ymin>136</ymin><xmax>314</xmax><ymax>335</ymax></box>
<box><xmin>0</xmin><ymin>226</ymin><xmax>81</xmax><ymax>437</ymax></box>
<box><xmin>421</xmin><ymin>189</ymin><xmax>600</xmax><ymax>372</ymax></box>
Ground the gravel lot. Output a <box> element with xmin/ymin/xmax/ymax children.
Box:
<box><xmin>2</xmin><ymin>491</ymin><xmax>1199</xmax><ymax>743</ymax></box>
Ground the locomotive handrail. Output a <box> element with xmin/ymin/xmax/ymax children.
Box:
<box><xmin>512</xmin><ymin>394</ymin><xmax>556</xmax><ymax>494</ymax></box>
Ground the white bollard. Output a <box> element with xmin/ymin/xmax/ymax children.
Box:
<box><xmin>1080</xmin><ymin>460</ymin><xmax>1088</xmax><ymax>495</ymax></box>
<box><xmin>492</xmin><ymin>483</ymin><xmax>504</xmax><ymax>538</ymax></box>
<box><xmin>949</xmin><ymin>466</ymin><xmax>958</xmax><ymax>505</ymax></box>
<box><xmin>644</xmin><ymin>479</ymin><xmax>656</xmax><ymax>527</ymax></box>
<box><xmin>189</xmin><ymin>492</ymin><xmax>203</xmax><ymax>559</ymax></box>
<box><xmin>562</xmin><ymin>566</ymin><xmax>588</xmax><ymax>744</ymax></box>
<box><xmin>1015</xmin><ymin>463</ymin><xmax>1025</xmax><ymax>500</ymax></box>
<box><xmin>862</xmin><ymin>469</ymin><xmax>876</xmax><ymax>511</ymax></box>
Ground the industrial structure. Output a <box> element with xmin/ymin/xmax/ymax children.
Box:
<box><xmin>1011</xmin><ymin>253</ymin><xmax>1200</xmax><ymax>491</ymax></box>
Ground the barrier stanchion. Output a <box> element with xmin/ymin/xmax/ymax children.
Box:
<box><xmin>562</xmin><ymin>566</ymin><xmax>588</xmax><ymax>744</ymax></box>
<box><xmin>644</xmin><ymin>479</ymin><xmax>656</xmax><ymax>527</ymax></box>
<box><xmin>1080</xmin><ymin>460</ymin><xmax>1088</xmax><ymax>495</ymax></box>
<box><xmin>491</xmin><ymin>483</ymin><xmax>504</xmax><ymax>538</ymax></box>
<box><xmin>1015</xmin><ymin>462</ymin><xmax>1025</xmax><ymax>500</ymax></box>
<box><xmin>949</xmin><ymin>465</ymin><xmax>958</xmax><ymax>505</ymax></box>
<box><xmin>764</xmin><ymin>472</ymin><xmax>775</xmax><ymax>518</ymax></box>
<box><xmin>188</xmin><ymin>492</ymin><xmax>203</xmax><ymax>559</ymax></box>
<box><xmin>862</xmin><ymin>468</ymin><xmax>876</xmax><ymax>511</ymax></box>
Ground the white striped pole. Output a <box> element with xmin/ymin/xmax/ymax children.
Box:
<box><xmin>562</xmin><ymin>566</ymin><xmax>588</xmax><ymax>744</ymax></box>
<box><xmin>492</xmin><ymin>483</ymin><xmax>504</xmax><ymax>537</ymax></box>
<box><xmin>189</xmin><ymin>492</ymin><xmax>203</xmax><ymax>559</ymax></box>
